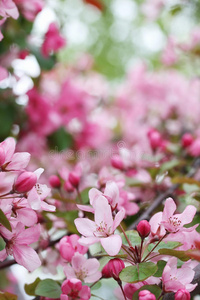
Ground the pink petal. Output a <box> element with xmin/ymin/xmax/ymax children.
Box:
<box><xmin>16</xmin><ymin>208</ymin><xmax>38</xmax><ymax>227</ymax></box>
<box><xmin>27</xmin><ymin>188</ymin><xmax>41</xmax><ymax>210</ymax></box>
<box><xmin>100</xmin><ymin>235</ymin><xmax>122</xmax><ymax>256</ymax></box>
<box><xmin>178</xmin><ymin>205</ymin><xmax>196</xmax><ymax>225</ymax></box>
<box><xmin>16</xmin><ymin>224</ymin><xmax>40</xmax><ymax>245</ymax></box>
<box><xmin>6</xmin><ymin>152</ymin><xmax>30</xmax><ymax>170</ymax></box>
<box><xmin>78</xmin><ymin>236</ymin><xmax>100</xmax><ymax>246</ymax></box>
<box><xmin>162</xmin><ymin>198</ymin><xmax>176</xmax><ymax>221</ymax></box>
<box><xmin>41</xmin><ymin>201</ymin><xmax>56</xmax><ymax>212</ymax></box>
<box><xmin>113</xmin><ymin>208</ymin><xmax>125</xmax><ymax>231</ymax></box>
<box><xmin>0</xmin><ymin>249</ymin><xmax>7</xmax><ymax>261</ymax></box>
<box><xmin>1</xmin><ymin>137</ymin><xmax>15</xmax><ymax>163</ymax></box>
<box><xmin>89</xmin><ymin>188</ymin><xmax>102</xmax><ymax>206</ymax></box>
<box><xmin>72</xmin><ymin>253</ymin><xmax>86</xmax><ymax>271</ymax></box>
<box><xmin>83</xmin><ymin>258</ymin><xmax>100</xmax><ymax>275</ymax></box>
<box><xmin>77</xmin><ymin>204</ymin><xmax>94</xmax><ymax>213</ymax></box>
<box><xmin>104</xmin><ymin>181</ymin><xmax>119</xmax><ymax>206</ymax></box>
<box><xmin>64</xmin><ymin>265</ymin><xmax>76</xmax><ymax>279</ymax></box>
<box><xmin>94</xmin><ymin>195</ymin><xmax>113</xmax><ymax>229</ymax></box>
<box><xmin>13</xmin><ymin>244</ymin><xmax>41</xmax><ymax>271</ymax></box>
<box><xmin>75</xmin><ymin>218</ymin><xmax>96</xmax><ymax>237</ymax></box>
<box><xmin>85</xmin><ymin>271</ymin><xmax>101</xmax><ymax>283</ymax></box>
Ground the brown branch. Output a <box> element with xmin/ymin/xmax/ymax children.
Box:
<box><xmin>128</xmin><ymin>157</ymin><xmax>200</xmax><ymax>230</ymax></box>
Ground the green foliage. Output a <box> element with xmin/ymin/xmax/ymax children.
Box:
<box><xmin>0</xmin><ymin>237</ymin><xmax>6</xmax><ymax>251</ymax></box>
<box><xmin>119</xmin><ymin>262</ymin><xmax>157</xmax><ymax>283</ymax></box>
<box><xmin>47</xmin><ymin>127</ymin><xmax>74</xmax><ymax>151</ymax></box>
<box><xmin>24</xmin><ymin>278</ymin><xmax>41</xmax><ymax>296</ymax></box>
<box><xmin>25</xmin><ymin>278</ymin><xmax>61</xmax><ymax>299</ymax></box>
<box><xmin>154</xmin><ymin>260</ymin><xmax>167</xmax><ymax>277</ymax></box>
<box><xmin>158</xmin><ymin>248</ymin><xmax>189</xmax><ymax>261</ymax></box>
<box><xmin>0</xmin><ymin>209</ymin><xmax>12</xmax><ymax>232</ymax></box>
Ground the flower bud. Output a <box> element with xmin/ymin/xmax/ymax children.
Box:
<box><xmin>181</xmin><ymin>133</ymin><xmax>193</xmax><ymax>148</ymax></box>
<box><xmin>189</xmin><ymin>138</ymin><xmax>200</xmax><ymax>157</ymax></box>
<box><xmin>102</xmin><ymin>258</ymin><xmax>125</xmax><ymax>280</ymax></box>
<box><xmin>175</xmin><ymin>289</ymin><xmax>190</xmax><ymax>300</ymax></box>
<box><xmin>64</xmin><ymin>180</ymin><xmax>75</xmax><ymax>193</ymax></box>
<box><xmin>0</xmin><ymin>147</ymin><xmax>6</xmax><ymax>166</ymax></box>
<box><xmin>14</xmin><ymin>171</ymin><xmax>37</xmax><ymax>193</ymax></box>
<box><xmin>49</xmin><ymin>175</ymin><xmax>61</xmax><ymax>188</ymax></box>
<box><xmin>68</xmin><ymin>172</ymin><xmax>80</xmax><ymax>187</ymax></box>
<box><xmin>139</xmin><ymin>290</ymin><xmax>156</xmax><ymax>300</ymax></box>
<box><xmin>137</xmin><ymin>220</ymin><xmax>151</xmax><ymax>239</ymax></box>
<box><xmin>111</xmin><ymin>155</ymin><xmax>124</xmax><ymax>170</ymax></box>
<box><xmin>148</xmin><ymin>129</ymin><xmax>163</xmax><ymax>150</ymax></box>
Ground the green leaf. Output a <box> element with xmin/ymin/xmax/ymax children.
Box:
<box><xmin>47</xmin><ymin>127</ymin><xmax>74</xmax><ymax>151</ymax></box>
<box><xmin>121</xmin><ymin>230</ymin><xmax>141</xmax><ymax>247</ymax></box>
<box><xmin>0</xmin><ymin>209</ymin><xmax>12</xmax><ymax>232</ymax></box>
<box><xmin>182</xmin><ymin>183</ymin><xmax>200</xmax><ymax>194</ymax></box>
<box><xmin>154</xmin><ymin>260</ymin><xmax>167</xmax><ymax>277</ymax></box>
<box><xmin>160</xmin><ymin>159</ymin><xmax>180</xmax><ymax>172</ymax></box>
<box><xmin>0</xmin><ymin>237</ymin><xmax>6</xmax><ymax>251</ymax></box>
<box><xmin>148</xmin><ymin>241</ymin><xmax>181</xmax><ymax>252</ymax></box>
<box><xmin>35</xmin><ymin>279</ymin><xmax>62</xmax><ymax>298</ymax></box>
<box><xmin>119</xmin><ymin>262</ymin><xmax>157</xmax><ymax>283</ymax></box>
<box><xmin>24</xmin><ymin>277</ymin><xmax>41</xmax><ymax>296</ymax></box>
<box><xmin>158</xmin><ymin>249</ymin><xmax>189</xmax><ymax>261</ymax></box>
<box><xmin>132</xmin><ymin>284</ymin><xmax>162</xmax><ymax>300</ymax></box>
<box><xmin>0</xmin><ymin>292</ymin><xmax>17</xmax><ymax>300</ymax></box>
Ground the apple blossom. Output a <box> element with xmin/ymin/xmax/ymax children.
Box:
<box><xmin>61</xmin><ymin>278</ymin><xmax>91</xmax><ymax>300</ymax></box>
<box><xmin>75</xmin><ymin>195</ymin><xmax>125</xmax><ymax>256</ymax></box>
<box><xmin>59</xmin><ymin>234</ymin><xmax>88</xmax><ymax>262</ymax></box>
<box><xmin>64</xmin><ymin>252</ymin><xmax>101</xmax><ymax>283</ymax></box>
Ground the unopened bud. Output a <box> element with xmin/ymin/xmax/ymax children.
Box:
<box><xmin>175</xmin><ymin>289</ymin><xmax>190</xmax><ymax>300</ymax></box>
<box><xmin>14</xmin><ymin>171</ymin><xmax>37</xmax><ymax>193</ymax></box>
<box><xmin>64</xmin><ymin>180</ymin><xmax>75</xmax><ymax>193</ymax></box>
<box><xmin>102</xmin><ymin>258</ymin><xmax>125</xmax><ymax>280</ymax></box>
<box><xmin>49</xmin><ymin>175</ymin><xmax>61</xmax><ymax>188</ymax></box>
<box><xmin>111</xmin><ymin>155</ymin><xmax>124</xmax><ymax>170</ymax></box>
<box><xmin>139</xmin><ymin>290</ymin><xmax>156</xmax><ymax>300</ymax></box>
<box><xmin>148</xmin><ymin>129</ymin><xmax>163</xmax><ymax>150</ymax></box>
<box><xmin>68</xmin><ymin>172</ymin><xmax>80</xmax><ymax>187</ymax></box>
<box><xmin>181</xmin><ymin>133</ymin><xmax>193</xmax><ymax>148</ymax></box>
<box><xmin>137</xmin><ymin>220</ymin><xmax>151</xmax><ymax>239</ymax></box>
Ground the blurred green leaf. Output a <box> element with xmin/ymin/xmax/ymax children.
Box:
<box><xmin>0</xmin><ymin>209</ymin><xmax>12</xmax><ymax>232</ymax></box>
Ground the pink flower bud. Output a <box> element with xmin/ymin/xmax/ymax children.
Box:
<box><xmin>111</xmin><ymin>155</ymin><xmax>124</xmax><ymax>170</ymax></box>
<box><xmin>181</xmin><ymin>133</ymin><xmax>193</xmax><ymax>148</ymax></box>
<box><xmin>139</xmin><ymin>290</ymin><xmax>156</xmax><ymax>300</ymax></box>
<box><xmin>49</xmin><ymin>175</ymin><xmax>61</xmax><ymax>188</ymax></box>
<box><xmin>147</xmin><ymin>129</ymin><xmax>163</xmax><ymax>150</ymax></box>
<box><xmin>68</xmin><ymin>172</ymin><xmax>80</xmax><ymax>187</ymax></box>
<box><xmin>175</xmin><ymin>289</ymin><xmax>190</xmax><ymax>300</ymax></box>
<box><xmin>0</xmin><ymin>147</ymin><xmax>6</xmax><ymax>166</ymax></box>
<box><xmin>64</xmin><ymin>180</ymin><xmax>75</xmax><ymax>193</ymax></box>
<box><xmin>14</xmin><ymin>171</ymin><xmax>37</xmax><ymax>193</ymax></box>
<box><xmin>102</xmin><ymin>258</ymin><xmax>125</xmax><ymax>280</ymax></box>
<box><xmin>137</xmin><ymin>220</ymin><xmax>151</xmax><ymax>239</ymax></box>
<box><xmin>189</xmin><ymin>138</ymin><xmax>200</xmax><ymax>156</ymax></box>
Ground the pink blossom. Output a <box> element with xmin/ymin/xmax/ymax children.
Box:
<box><xmin>149</xmin><ymin>198</ymin><xmax>196</xmax><ymax>236</ymax></box>
<box><xmin>0</xmin><ymin>222</ymin><xmax>41</xmax><ymax>271</ymax></box>
<box><xmin>137</xmin><ymin>220</ymin><xmax>151</xmax><ymax>239</ymax></box>
<box><xmin>13</xmin><ymin>0</ymin><xmax>44</xmax><ymax>21</ymax></box>
<box><xmin>61</xmin><ymin>278</ymin><xmax>91</xmax><ymax>300</ymax></box>
<box><xmin>175</xmin><ymin>289</ymin><xmax>191</xmax><ymax>300</ymax></box>
<box><xmin>0</xmin><ymin>66</ymin><xmax>8</xmax><ymax>81</ymax></box>
<box><xmin>0</xmin><ymin>137</ymin><xmax>30</xmax><ymax>171</ymax></box>
<box><xmin>27</xmin><ymin>168</ymin><xmax>55</xmax><ymax>211</ymax></box>
<box><xmin>59</xmin><ymin>234</ymin><xmax>88</xmax><ymax>262</ymax></box>
<box><xmin>139</xmin><ymin>290</ymin><xmax>156</xmax><ymax>300</ymax></box>
<box><xmin>75</xmin><ymin>195</ymin><xmax>125</xmax><ymax>256</ymax></box>
<box><xmin>162</xmin><ymin>257</ymin><xmax>197</xmax><ymax>293</ymax></box>
<box><xmin>102</xmin><ymin>258</ymin><xmax>125</xmax><ymax>280</ymax></box>
<box><xmin>64</xmin><ymin>252</ymin><xmax>101</xmax><ymax>283</ymax></box>
<box><xmin>41</xmin><ymin>23</ymin><xmax>66</xmax><ymax>57</ymax></box>
<box><xmin>0</xmin><ymin>0</ymin><xmax>19</xmax><ymax>19</ymax></box>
